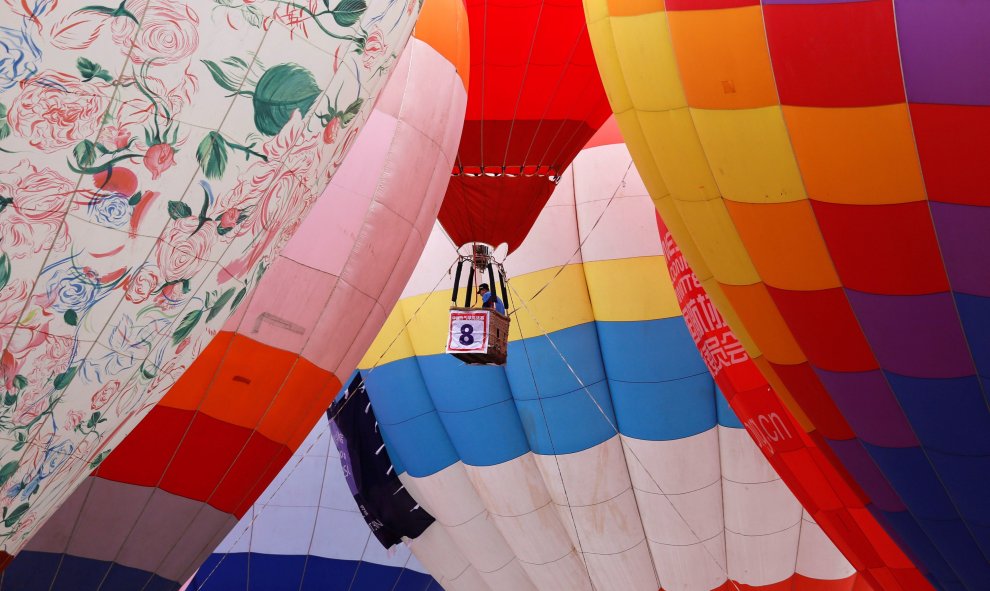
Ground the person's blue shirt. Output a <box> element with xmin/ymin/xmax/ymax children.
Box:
<box><xmin>482</xmin><ymin>291</ymin><xmax>506</xmax><ymax>315</ymax></box>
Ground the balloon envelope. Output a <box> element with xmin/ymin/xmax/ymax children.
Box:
<box><xmin>0</xmin><ymin>0</ymin><xmax>417</xmax><ymax>561</ymax></box>
<box><xmin>351</xmin><ymin>129</ymin><xmax>861</xmax><ymax>591</ymax></box>
<box><xmin>584</xmin><ymin>2</ymin><xmax>988</xmax><ymax>589</ymax></box>
<box><xmin>0</xmin><ymin>0</ymin><xmax>467</xmax><ymax>586</ymax></box>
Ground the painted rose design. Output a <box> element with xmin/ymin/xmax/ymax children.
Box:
<box><xmin>0</xmin><ymin>0</ymin><xmax>419</xmax><ymax>555</ymax></box>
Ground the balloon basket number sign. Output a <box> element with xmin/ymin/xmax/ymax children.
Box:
<box><xmin>445</xmin><ymin>243</ymin><xmax>511</xmax><ymax>365</ymax></box>
<box><xmin>446</xmin><ymin>308</ymin><xmax>508</xmax><ymax>365</ymax></box>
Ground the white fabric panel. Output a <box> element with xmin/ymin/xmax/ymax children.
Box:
<box><xmin>583</xmin><ymin>540</ymin><xmax>661</xmax><ymax>591</ymax></box>
<box><xmin>573</xmin><ymin>145</ymin><xmax>661</xmax><ymax>264</ymax></box>
<box><xmin>796</xmin><ymin>511</ymin><xmax>857</xmax><ymax>580</ymax></box>
<box><xmin>724</xmin><ymin>519</ymin><xmax>802</xmax><ymax>586</ymax></box>
<box><xmin>401</xmin><ymin>464</ymin><xmax>487</xmax><ymax>526</ymax></box>
<box><xmin>485</xmin><ymin>507</ymin><xmax>576</xmax><ymax>565</ymax></box>
<box><xmin>620</xmin><ymin>432</ymin><xmax>727</xmax><ymax>591</ymax></box>
<box><xmin>443</xmin><ymin>567</ymin><xmax>492</xmax><ymax>591</ymax></box>
<box><xmin>465</xmin><ymin>454</ymin><xmax>553</xmax><ymax>517</ymax></box>
<box><xmin>249</xmin><ymin>505</ymin><xmax>320</xmax><ymax>556</ymax></box>
<box><xmin>570</xmin><ymin>488</ymin><xmax>646</xmax><ymax>555</ymax></box>
<box><xmin>719</xmin><ymin>426</ymin><xmax>803</xmax><ymax>586</ymax></box>
<box><xmin>400</xmin><ymin>468</ymin><xmax>538</xmax><ymax>591</ymax></box>
<box><xmin>721</xmin><ymin>477</ymin><xmax>802</xmax><ymax>537</ymax></box>
<box><xmin>511</xmin><ymin>551</ymin><xmax>593</xmax><ymax>591</ymax></box>
<box><xmin>534</xmin><ymin>437</ymin><xmax>632</xmax><ymax>507</ymax></box>
<box><xmin>404</xmin><ymin>550</ymin><xmax>430</xmax><ymax>576</ymax></box>
<box><xmin>531</xmin><ymin>438</ymin><xmax>658</xmax><ymax>591</ymax></box>
<box><xmin>308</xmin><ymin>508</ymin><xmax>377</xmax><ymax>562</ymax></box>
<box><xmin>620</xmin><ymin>433</ymin><xmax>723</xmax><ymax>544</ymax></box>
<box><xmin>464</xmin><ymin>455</ymin><xmax>593</xmax><ymax>590</ymax></box>
<box><xmin>320</xmin><ymin>453</ymin><xmax>361</xmax><ymax>512</ymax></box>
<box><xmin>505</xmin><ymin>171</ymin><xmax>582</xmax><ymax>277</ymax></box>
<box><xmin>635</xmin><ymin>475</ymin><xmax>724</xmax><ymax>546</ymax></box>
<box><xmin>621</xmin><ymin>431</ymin><xmax>721</xmax><ymax>496</ymax></box>
<box><xmin>407</xmin><ymin>523</ymin><xmax>486</xmax><ymax>590</ymax></box>
<box><xmin>717</xmin><ymin>425</ymin><xmax>780</xmax><ymax>484</ymax></box>
<box><xmin>263</xmin><ymin>455</ymin><xmax>326</xmax><ymax>509</ymax></box>
<box><xmin>647</xmin><ymin>534</ymin><xmax>728</xmax><ymax>591</ymax></box>
<box><xmin>400</xmin><ymin>221</ymin><xmax>459</xmax><ymax>298</ymax></box>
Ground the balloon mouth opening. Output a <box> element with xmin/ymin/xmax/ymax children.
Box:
<box><xmin>452</xmin><ymin>165</ymin><xmax>562</xmax><ymax>183</ymax></box>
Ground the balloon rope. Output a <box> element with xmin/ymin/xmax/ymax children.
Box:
<box><xmin>507</xmin><ymin>280</ymin><xmax>743</xmax><ymax>591</ymax></box>
<box><xmin>519</xmin><ymin>159</ymin><xmax>634</xmax><ymax>308</ymax></box>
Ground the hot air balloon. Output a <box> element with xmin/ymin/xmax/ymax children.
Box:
<box><xmin>0</xmin><ymin>0</ymin><xmax>467</xmax><ymax>585</ymax></box>
<box><xmin>345</xmin><ymin>125</ymin><xmax>862</xmax><ymax>590</ymax></box>
<box><xmin>584</xmin><ymin>2</ymin><xmax>989</xmax><ymax>589</ymax></box>
<box><xmin>0</xmin><ymin>0</ymin><xmax>418</xmax><ymax>562</ymax></box>
<box><xmin>437</xmin><ymin>0</ymin><xmax>612</xmax><ymax>253</ymax></box>
<box><xmin>658</xmin><ymin>214</ymin><xmax>929</xmax><ymax>590</ymax></box>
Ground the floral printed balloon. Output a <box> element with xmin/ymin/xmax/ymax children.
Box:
<box><xmin>0</xmin><ymin>0</ymin><xmax>419</xmax><ymax>559</ymax></box>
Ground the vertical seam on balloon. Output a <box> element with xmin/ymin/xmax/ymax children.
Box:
<box><xmin>497</xmin><ymin>0</ymin><xmax>547</xmax><ymax>171</ymax></box>
<box><xmin>386</xmin><ymin>532</ymin><xmax>417</xmax><ymax>591</ymax></box>
<box><xmin>478</xmin><ymin>0</ymin><xmax>488</xmax><ymax>170</ymax></box>
<box><xmin>715</xmin><ymin>414</ymin><xmax>730</xmax><ymax>587</ymax></box>
<box><xmin>345</xmin><ymin>530</ymin><xmax>376</xmax><ymax>591</ymax></box>
<box><xmin>520</xmin><ymin>18</ymin><xmax>586</xmax><ymax>173</ymax></box>
<box><xmin>296</xmin><ymin>420</ymin><xmax>333</xmax><ymax>591</ymax></box>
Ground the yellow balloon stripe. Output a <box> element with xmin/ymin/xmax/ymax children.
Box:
<box><xmin>583</xmin><ymin>0</ymin><xmax>821</xmax><ymax>429</ymax></box>
<box><xmin>360</xmin><ymin>256</ymin><xmax>675</xmax><ymax>366</ymax></box>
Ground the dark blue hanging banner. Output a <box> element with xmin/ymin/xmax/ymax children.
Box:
<box><xmin>327</xmin><ymin>373</ymin><xmax>434</xmax><ymax>548</ymax></box>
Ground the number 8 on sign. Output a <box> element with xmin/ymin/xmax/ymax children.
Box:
<box><xmin>447</xmin><ymin>310</ymin><xmax>489</xmax><ymax>353</ymax></box>
<box><xmin>459</xmin><ymin>323</ymin><xmax>474</xmax><ymax>345</ymax></box>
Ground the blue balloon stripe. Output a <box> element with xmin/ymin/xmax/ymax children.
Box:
<box><xmin>366</xmin><ymin>316</ymin><xmax>725</xmax><ymax>474</ymax></box>
<box><xmin>187</xmin><ymin>552</ymin><xmax>436</xmax><ymax>591</ymax></box>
